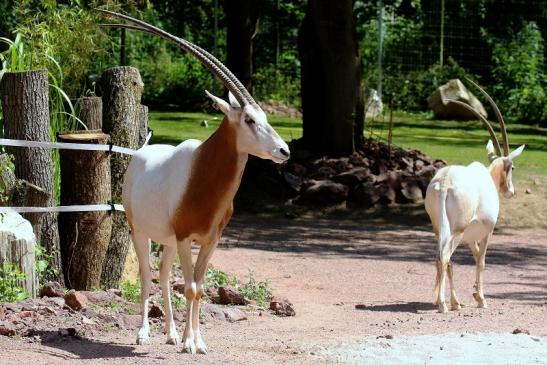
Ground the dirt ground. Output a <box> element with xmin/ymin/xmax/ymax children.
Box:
<box><xmin>1</xmin><ymin>211</ymin><xmax>546</xmax><ymax>364</ymax></box>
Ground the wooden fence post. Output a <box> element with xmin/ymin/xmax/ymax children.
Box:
<box><xmin>57</xmin><ymin>131</ymin><xmax>112</xmax><ymax>290</ymax></box>
<box><xmin>99</xmin><ymin>66</ymin><xmax>143</xmax><ymax>289</ymax></box>
<box><xmin>139</xmin><ymin>104</ymin><xmax>149</xmax><ymax>147</ymax></box>
<box><xmin>0</xmin><ymin>69</ymin><xmax>63</xmax><ymax>283</ymax></box>
<box><xmin>74</xmin><ymin>96</ymin><xmax>103</xmax><ymax>130</ymax></box>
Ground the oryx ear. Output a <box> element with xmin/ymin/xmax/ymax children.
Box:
<box><xmin>486</xmin><ymin>140</ymin><xmax>498</xmax><ymax>162</ymax></box>
<box><xmin>508</xmin><ymin>144</ymin><xmax>525</xmax><ymax>161</ymax></box>
<box><xmin>205</xmin><ymin>90</ymin><xmax>231</xmax><ymax>115</ymax></box>
<box><xmin>228</xmin><ymin>91</ymin><xmax>241</xmax><ymax>109</ymax></box>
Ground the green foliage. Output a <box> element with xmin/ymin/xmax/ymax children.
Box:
<box><xmin>205</xmin><ymin>266</ymin><xmax>238</xmax><ymax>289</ymax></box>
<box><xmin>35</xmin><ymin>244</ymin><xmax>60</xmax><ymax>286</ymax></box>
<box><xmin>254</xmin><ymin>64</ymin><xmax>301</xmax><ymax>108</ymax></box>
<box><xmin>239</xmin><ymin>271</ymin><xmax>272</xmax><ymax>307</ymax></box>
<box><xmin>486</xmin><ymin>22</ymin><xmax>547</xmax><ymax>126</ymax></box>
<box><xmin>205</xmin><ymin>266</ymin><xmax>272</xmax><ymax>307</ymax></box>
<box><xmin>11</xmin><ymin>0</ymin><xmax>115</xmax><ymax>96</ymax></box>
<box><xmin>384</xmin><ymin>58</ymin><xmax>474</xmax><ymax>111</ymax></box>
<box><xmin>0</xmin><ymin>263</ymin><xmax>29</xmax><ymax>302</ymax></box>
<box><xmin>0</xmin><ymin>154</ymin><xmax>14</xmax><ymax>204</ymax></box>
<box><xmin>120</xmin><ymin>280</ymin><xmax>141</xmax><ymax>303</ymax></box>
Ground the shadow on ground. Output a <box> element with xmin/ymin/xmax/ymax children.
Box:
<box><xmin>355</xmin><ymin>302</ymin><xmax>436</xmax><ymax>314</ymax></box>
<box><xmin>28</xmin><ymin>331</ymin><xmax>161</xmax><ymax>361</ymax></box>
<box><xmin>223</xmin><ymin>213</ymin><xmax>547</xmax><ymax>270</ymax></box>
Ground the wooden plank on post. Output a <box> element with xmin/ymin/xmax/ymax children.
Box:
<box><xmin>74</xmin><ymin>96</ymin><xmax>103</xmax><ymax>130</ymax></box>
<box><xmin>0</xmin><ymin>69</ymin><xmax>62</xmax><ymax>283</ymax></box>
<box><xmin>99</xmin><ymin>66</ymin><xmax>143</xmax><ymax>289</ymax></box>
<box><xmin>57</xmin><ymin>131</ymin><xmax>112</xmax><ymax>290</ymax></box>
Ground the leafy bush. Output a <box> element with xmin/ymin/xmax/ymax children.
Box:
<box><xmin>486</xmin><ymin>22</ymin><xmax>547</xmax><ymax>126</ymax></box>
<box><xmin>239</xmin><ymin>271</ymin><xmax>272</xmax><ymax>306</ymax></box>
<box><xmin>254</xmin><ymin>64</ymin><xmax>301</xmax><ymax>108</ymax></box>
<box><xmin>121</xmin><ymin>280</ymin><xmax>141</xmax><ymax>303</ymax></box>
<box><xmin>0</xmin><ymin>263</ymin><xmax>28</xmax><ymax>302</ymax></box>
<box><xmin>383</xmin><ymin>57</ymin><xmax>475</xmax><ymax>111</ymax></box>
<box><xmin>35</xmin><ymin>244</ymin><xmax>60</xmax><ymax>286</ymax></box>
<box><xmin>205</xmin><ymin>266</ymin><xmax>238</xmax><ymax>289</ymax></box>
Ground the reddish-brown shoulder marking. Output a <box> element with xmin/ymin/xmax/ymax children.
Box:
<box><xmin>172</xmin><ymin>119</ymin><xmax>241</xmax><ymax>242</ymax></box>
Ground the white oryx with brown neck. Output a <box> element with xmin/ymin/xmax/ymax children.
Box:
<box><xmin>425</xmin><ymin>80</ymin><xmax>524</xmax><ymax>313</ymax></box>
<box><xmin>99</xmin><ymin>10</ymin><xmax>290</xmax><ymax>354</ymax></box>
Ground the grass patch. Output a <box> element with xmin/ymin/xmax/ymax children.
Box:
<box><xmin>120</xmin><ymin>281</ymin><xmax>140</xmax><ymax>303</ymax></box>
<box><xmin>149</xmin><ymin>111</ymin><xmax>302</xmax><ymax>146</ymax></box>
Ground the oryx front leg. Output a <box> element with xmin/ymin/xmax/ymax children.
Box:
<box><xmin>132</xmin><ymin>229</ymin><xmax>152</xmax><ymax>345</ymax></box>
<box><xmin>160</xmin><ymin>245</ymin><xmax>180</xmax><ymax>345</ymax></box>
<box><xmin>178</xmin><ymin>239</ymin><xmax>197</xmax><ymax>354</ymax></box>
<box><xmin>191</xmin><ymin>241</ymin><xmax>218</xmax><ymax>354</ymax></box>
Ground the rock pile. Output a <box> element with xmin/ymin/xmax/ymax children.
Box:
<box><xmin>237</xmin><ymin>138</ymin><xmax>445</xmax><ymax>208</ymax></box>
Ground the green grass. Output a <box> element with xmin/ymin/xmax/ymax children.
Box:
<box><xmin>367</xmin><ymin>111</ymin><xmax>547</xmax><ymax>181</ymax></box>
<box><xmin>149</xmin><ymin>110</ymin><xmax>546</xmax><ymax>181</ymax></box>
<box><xmin>149</xmin><ymin>111</ymin><xmax>302</xmax><ymax>146</ymax></box>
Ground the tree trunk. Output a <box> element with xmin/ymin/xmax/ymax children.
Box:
<box><xmin>73</xmin><ymin>96</ymin><xmax>103</xmax><ymax>130</ymax></box>
<box><xmin>224</xmin><ymin>0</ymin><xmax>259</xmax><ymax>94</ymax></box>
<box><xmin>99</xmin><ymin>66</ymin><xmax>143</xmax><ymax>289</ymax></box>
<box><xmin>298</xmin><ymin>0</ymin><xmax>361</xmax><ymax>156</ymax></box>
<box><xmin>57</xmin><ymin>131</ymin><xmax>112</xmax><ymax>290</ymax></box>
<box><xmin>354</xmin><ymin>60</ymin><xmax>365</xmax><ymax>147</ymax></box>
<box><xmin>0</xmin><ymin>69</ymin><xmax>62</xmax><ymax>283</ymax></box>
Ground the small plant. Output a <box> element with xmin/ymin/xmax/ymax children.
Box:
<box><xmin>172</xmin><ymin>292</ymin><xmax>187</xmax><ymax>310</ymax></box>
<box><xmin>205</xmin><ymin>266</ymin><xmax>239</xmax><ymax>289</ymax></box>
<box><xmin>121</xmin><ymin>280</ymin><xmax>141</xmax><ymax>303</ymax></box>
<box><xmin>35</xmin><ymin>244</ymin><xmax>60</xmax><ymax>285</ymax></box>
<box><xmin>239</xmin><ymin>271</ymin><xmax>272</xmax><ymax>307</ymax></box>
<box><xmin>0</xmin><ymin>263</ymin><xmax>29</xmax><ymax>302</ymax></box>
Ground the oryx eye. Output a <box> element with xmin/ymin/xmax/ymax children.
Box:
<box><xmin>244</xmin><ymin>116</ymin><xmax>255</xmax><ymax>125</ymax></box>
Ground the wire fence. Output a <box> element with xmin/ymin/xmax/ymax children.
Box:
<box><xmin>364</xmin><ymin>0</ymin><xmax>547</xmax><ymax>102</ymax></box>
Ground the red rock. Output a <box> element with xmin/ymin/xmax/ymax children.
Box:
<box><xmin>108</xmin><ymin>288</ymin><xmax>122</xmax><ymax>297</ymax></box>
<box><xmin>64</xmin><ymin>290</ymin><xmax>88</xmax><ymax>311</ymax></box>
<box><xmin>301</xmin><ymin>180</ymin><xmax>349</xmax><ymax>204</ymax></box>
<box><xmin>40</xmin><ymin>281</ymin><xmax>64</xmax><ymax>298</ymax></box>
<box><xmin>0</xmin><ymin>306</ymin><xmax>5</xmax><ymax>320</ymax></box>
<box><xmin>270</xmin><ymin>296</ymin><xmax>295</xmax><ymax>316</ymax></box>
<box><xmin>218</xmin><ymin>286</ymin><xmax>246</xmax><ymax>305</ymax></box>
<box><xmin>0</xmin><ymin>321</ymin><xmax>17</xmax><ymax>336</ymax></box>
<box><xmin>148</xmin><ymin>303</ymin><xmax>164</xmax><ymax>318</ymax></box>
<box><xmin>172</xmin><ymin>281</ymin><xmax>185</xmax><ymax>294</ymax></box>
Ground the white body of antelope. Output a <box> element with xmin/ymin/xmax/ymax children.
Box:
<box><xmin>424</xmin><ymin>81</ymin><xmax>524</xmax><ymax>313</ymax></box>
<box><xmin>99</xmin><ymin>10</ymin><xmax>290</xmax><ymax>354</ymax></box>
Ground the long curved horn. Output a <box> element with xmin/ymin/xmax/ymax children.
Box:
<box><xmin>466</xmin><ymin>78</ymin><xmax>509</xmax><ymax>156</ymax></box>
<box><xmin>446</xmin><ymin>99</ymin><xmax>503</xmax><ymax>157</ymax></box>
<box><xmin>97</xmin><ymin>9</ymin><xmax>258</xmax><ymax>107</ymax></box>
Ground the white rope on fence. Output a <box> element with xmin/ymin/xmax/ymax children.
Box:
<box><xmin>0</xmin><ymin>204</ymin><xmax>125</xmax><ymax>214</ymax></box>
<box><xmin>0</xmin><ymin>138</ymin><xmax>136</xmax><ymax>214</ymax></box>
<box><xmin>0</xmin><ymin>138</ymin><xmax>136</xmax><ymax>155</ymax></box>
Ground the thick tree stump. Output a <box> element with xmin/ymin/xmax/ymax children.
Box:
<box><xmin>99</xmin><ymin>66</ymin><xmax>143</xmax><ymax>289</ymax></box>
<box><xmin>57</xmin><ymin>131</ymin><xmax>112</xmax><ymax>290</ymax></box>
<box><xmin>73</xmin><ymin>96</ymin><xmax>103</xmax><ymax>130</ymax></box>
<box><xmin>0</xmin><ymin>211</ymin><xmax>38</xmax><ymax>298</ymax></box>
<box><xmin>0</xmin><ymin>69</ymin><xmax>62</xmax><ymax>283</ymax></box>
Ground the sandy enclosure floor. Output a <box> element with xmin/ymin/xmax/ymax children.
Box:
<box><xmin>1</xmin><ymin>214</ymin><xmax>546</xmax><ymax>364</ymax></box>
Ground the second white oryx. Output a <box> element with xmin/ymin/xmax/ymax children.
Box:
<box><xmin>425</xmin><ymin>80</ymin><xmax>525</xmax><ymax>313</ymax></box>
<box><xmin>98</xmin><ymin>10</ymin><xmax>290</xmax><ymax>354</ymax></box>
